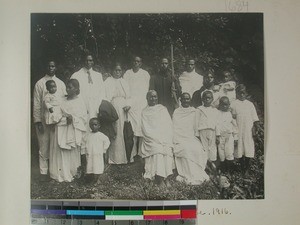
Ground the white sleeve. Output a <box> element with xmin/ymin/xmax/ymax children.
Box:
<box><xmin>103</xmin><ymin>135</ymin><xmax>110</xmax><ymax>152</ymax></box>
<box><xmin>33</xmin><ymin>82</ymin><xmax>42</xmax><ymax>123</ymax></box>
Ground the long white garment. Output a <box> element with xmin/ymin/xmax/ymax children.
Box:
<box><xmin>216</xmin><ymin>111</ymin><xmax>238</xmax><ymax>161</ymax></box>
<box><xmin>104</xmin><ymin>77</ymin><xmax>135</xmax><ymax>164</ymax></box>
<box><xmin>43</xmin><ymin>93</ymin><xmax>63</xmax><ymax>125</ymax></box>
<box><xmin>140</xmin><ymin>104</ymin><xmax>174</xmax><ymax>179</ymax></box>
<box><xmin>33</xmin><ymin>74</ymin><xmax>66</xmax><ymax>174</ymax></box>
<box><xmin>71</xmin><ymin>68</ymin><xmax>105</xmax><ymax>118</ymax></box>
<box><xmin>49</xmin><ymin>96</ymin><xmax>87</xmax><ymax>182</ymax></box>
<box><xmin>172</xmin><ymin>107</ymin><xmax>209</xmax><ymax>185</ymax></box>
<box><xmin>123</xmin><ymin>68</ymin><xmax>150</xmax><ymax>136</ymax></box>
<box><xmin>231</xmin><ymin>99</ymin><xmax>259</xmax><ymax>158</ymax></box>
<box><xmin>86</xmin><ymin>132</ymin><xmax>110</xmax><ymax>174</ymax></box>
<box><xmin>179</xmin><ymin>69</ymin><xmax>203</xmax><ymax>97</ymax></box>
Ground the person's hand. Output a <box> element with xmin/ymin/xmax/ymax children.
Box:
<box><xmin>216</xmin><ymin>136</ymin><xmax>220</xmax><ymax>145</ymax></box>
<box><xmin>49</xmin><ymin>107</ymin><xmax>54</xmax><ymax>113</ymax></box>
<box><xmin>123</xmin><ymin>106</ymin><xmax>131</xmax><ymax>112</ymax></box>
<box><xmin>66</xmin><ymin>115</ymin><xmax>73</xmax><ymax>125</ymax></box>
<box><xmin>36</xmin><ymin>122</ymin><xmax>44</xmax><ymax>134</ymax></box>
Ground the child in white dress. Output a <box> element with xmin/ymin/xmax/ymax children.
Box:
<box><xmin>216</xmin><ymin>96</ymin><xmax>238</xmax><ymax>173</ymax></box>
<box><xmin>219</xmin><ymin>70</ymin><xmax>236</xmax><ymax>103</ymax></box>
<box><xmin>85</xmin><ymin>117</ymin><xmax>110</xmax><ymax>183</ymax></box>
<box><xmin>196</xmin><ymin>91</ymin><xmax>219</xmax><ymax>163</ymax></box>
<box><xmin>231</xmin><ymin>84</ymin><xmax>259</xmax><ymax>175</ymax></box>
<box><xmin>43</xmin><ymin>80</ymin><xmax>63</xmax><ymax>124</ymax></box>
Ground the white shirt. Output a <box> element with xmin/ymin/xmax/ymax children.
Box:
<box><xmin>71</xmin><ymin>67</ymin><xmax>105</xmax><ymax>118</ymax></box>
<box><xmin>33</xmin><ymin>74</ymin><xmax>66</xmax><ymax>123</ymax></box>
<box><xmin>179</xmin><ymin>69</ymin><xmax>203</xmax><ymax>97</ymax></box>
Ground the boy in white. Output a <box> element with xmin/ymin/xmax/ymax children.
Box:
<box><xmin>216</xmin><ymin>96</ymin><xmax>238</xmax><ymax>173</ymax></box>
<box><xmin>196</xmin><ymin>91</ymin><xmax>219</xmax><ymax>162</ymax></box>
<box><xmin>219</xmin><ymin>70</ymin><xmax>236</xmax><ymax>103</ymax></box>
<box><xmin>85</xmin><ymin>118</ymin><xmax>110</xmax><ymax>183</ymax></box>
<box><xmin>43</xmin><ymin>80</ymin><xmax>63</xmax><ymax>124</ymax></box>
<box><xmin>231</xmin><ymin>84</ymin><xmax>259</xmax><ymax>175</ymax></box>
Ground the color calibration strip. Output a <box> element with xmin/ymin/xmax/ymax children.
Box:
<box><xmin>31</xmin><ymin>200</ymin><xmax>197</xmax><ymax>221</ymax></box>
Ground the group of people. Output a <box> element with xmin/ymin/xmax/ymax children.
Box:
<box><xmin>33</xmin><ymin>53</ymin><xmax>259</xmax><ymax>187</ymax></box>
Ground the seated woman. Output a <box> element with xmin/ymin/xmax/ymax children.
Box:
<box><xmin>173</xmin><ymin>92</ymin><xmax>209</xmax><ymax>185</ymax></box>
<box><xmin>140</xmin><ymin>90</ymin><xmax>174</xmax><ymax>188</ymax></box>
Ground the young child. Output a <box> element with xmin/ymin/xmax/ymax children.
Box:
<box><xmin>231</xmin><ymin>84</ymin><xmax>259</xmax><ymax>176</ymax></box>
<box><xmin>85</xmin><ymin>117</ymin><xmax>110</xmax><ymax>184</ymax></box>
<box><xmin>196</xmin><ymin>91</ymin><xmax>219</xmax><ymax>163</ymax></box>
<box><xmin>216</xmin><ymin>96</ymin><xmax>238</xmax><ymax>173</ymax></box>
<box><xmin>220</xmin><ymin>70</ymin><xmax>236</xmax><ymax>103</ymax></box>
<box><xmin>43</xmin><ymin>80</ymin><xmax>63</xmax><ymax>124</ymax></box>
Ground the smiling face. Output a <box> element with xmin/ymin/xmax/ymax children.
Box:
<box><xmin>202</xmin><ymin>91</ymin><xmax>213</xmax><ymax>107</ymax></box>
<box><xmin>147</xmin><ymin>91</ymin><xmax>158</xmax><ymax>106</ymax></box>
<box><xmin>219</xmin><ymin>96</ymin><xmax>230</xmax><ymax>112</ymax></box>
<box><xmin>85</xmin><ymin>55</ymin><xmax>94</xmax><ymax>69</ymax></box>
<box><xmin>47</xmin><ymin>61</ymin><xmax>56</xmax><ymax>76</ymax></box>
<box><xmin>180</xmin><ymin>93</ymin><xmax>191</xmax><ymax>108</ymax></box>
<box><xmin>89</xmin><ymin>118</ymin><xmax>100</xmax><ymax>133</ymax></box>
<box><xmin>186</xmin><ymin>60</ymin><xmax>195</xmax><ymax>72</ymax></box>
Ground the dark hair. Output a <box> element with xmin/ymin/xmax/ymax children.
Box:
<box><xmin>202</xmin><ymin>90</ymin><xmax>213</xmax><ymax>99</ymax></box>
<box><xmin>45</xmin><ymin>80</ymin><xmax>56</xmax><ymax>90</ymax></box>
<box><xmin>67</xmin><ymin>79</ymin><xmax>80</xmax><ymax>95</ymax></box>
<box><xmin>219</xmin><ymin>96</ymin><xmax>229</xmax><ymax>104</ymax></box>
<box><xmin>89</xmin><ymin>117</ymin><xmax>99</xmax><ymax>125</ymax></box>
<box><xmin>236</xmin><ymin>84</ymin><xmax>246</xmax><ymax>93</ymax></box>
<box><xmin>180</xmin><ymin>92</ymin><xmax>191</xmax><ymax>99</ymax></box>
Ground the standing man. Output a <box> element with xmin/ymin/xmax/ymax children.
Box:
<box><xmin>179</xmin><ymin>59</ymin><xmax>203</xmax><ymax>97</ymax></box>
<box><xmin>33</xmin><ymin>61</ymin><xmax>66</xmax><ymax>181</ymax></box>
<box><xmin>123</xmin><ymin>56</ymin><xmax>150</xmax><ymax>155</ymax></box>
<box><xmin>71</xmin><ymin>54</ymin><xmax>106</xmax><ymax>119</ymax></box>
<box><xmin>150</xmin><ymin>58</ymin><xmax>181</xmax><ymax>115</ymax></box>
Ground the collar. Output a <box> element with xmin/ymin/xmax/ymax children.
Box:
<box><xmin>45</xmin><ymin>74</ymin><xmax>56</xmax><ymax>79</ymax></box>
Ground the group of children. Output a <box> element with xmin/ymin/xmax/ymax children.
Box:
<box><xmin>194</xmin><ymin>70</ymin><xmax>259</xmax><ymax>176</ymax></box>
<box><xmin>42</xmin><ymin>68</ymin><xmax>259</xmax><ymax>185</ymax></box>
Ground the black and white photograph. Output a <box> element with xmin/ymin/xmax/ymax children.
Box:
<box><xmin>31</xmin><ymin>13</ymin><xmax>264</xmax><ymax>200</ymax></box>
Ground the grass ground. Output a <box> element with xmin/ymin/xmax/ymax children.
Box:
<box><xmin>31</xmin><ymin>84</ymin><xmax>264</xmax><ymax>200</ymax></box>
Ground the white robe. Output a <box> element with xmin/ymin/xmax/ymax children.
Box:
<box><xmin>104</xmin><ymin>77</ymin><xmax>135</xmax><ymax>164</ymax></box>
<box><xmin>49</xmin><ymin>96</ymin><xmax>87</xmax><ymax>182</ymax></box>
<box><xmin>123</xmin><ymin>68</ymin><xmax>150</xmax><ymax>136</ymax></box>
<box><xmin>231</xmin><ymin>99</ymin><xmax>259</xmax><ymax>158</ymax></box>
<box><xmin>173</xmin><ymin>107</ymin><xmax>209</xmax><ymax>185</ymax></box>
<box><xmin>140</xmin><ymin>104</ymin><xmax>174</xmax><ymax>179</ymax></box>
<box><xmin>43</xmin><ymin>92</ymin><xmax>63</xmax><ymax>125</ymax></box>
<box><xmin>86</xmin><ymin>132</ymin><xmax>110</xmax><ymax>174</ymax></box>
<box><xmin>219</xmin><ymin>81</ymin><xmax>236</xmax><ymax>103</ymax></box>
<box><xmin>179</xmin><ymin>69</ymin><xmax>203</xmax><ymax>97</ymax></box>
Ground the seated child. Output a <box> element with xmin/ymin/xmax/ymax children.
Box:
<box><xmin>216</xmin><ymin>96</ymin><xmax>238</xmax><ymax>173</ymax></box>
<box><xmin>231</xmin><ymin>84</ymin><xmax>259</xmax><ymax>176</ymax></box>
<box><xmin>85</xmin><ymin>117</ymin><xmax>110</xmax><ymax>183</ymax></box>
<box><xmin>196</xmin><ymin>91</ymin><xmax>219</xmax><ymax>163</ymax></box>
<box><xmin>43</xmin><ymin>80</ymin><xmax>63</xmax><ymax>124</ymax></box>
<box><xmin>219</xmin><ymin>70</ymin><xmax>236</xmax><ymax>103</ymax></box>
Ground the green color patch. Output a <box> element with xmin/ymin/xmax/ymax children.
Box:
<box><xmin>104</xmin><ymin>210</ymin><xmax>143</xmax><ymax>216</ymax></box>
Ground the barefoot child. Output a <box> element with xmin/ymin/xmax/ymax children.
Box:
<box><xmin>43</xmin><ymin>80</ymin><xmax>63</xmax><ymax>124</ymax></box>
<box><xmin>196</xmin><ymin>91</ymin><xmax>219</xmax><ymax>163</ymax></box>
<box><xmin>231</xmin><ymin>84</ymin><xmax>259</xmax><ymax>175</ymax></box>
<box><xmin>216</xmin><ymin>96</ymin><xmax>238</xmax><ymax>173</ymax></box>
<box><xmin>85</xmin><ymin>118</ymin><xmax>110</xmax><ymax>184</ymax></box>
<box><xmin>220</xmin><ymin>70</ymin><xmax>236</xmax><ymax>103</ymax></box>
